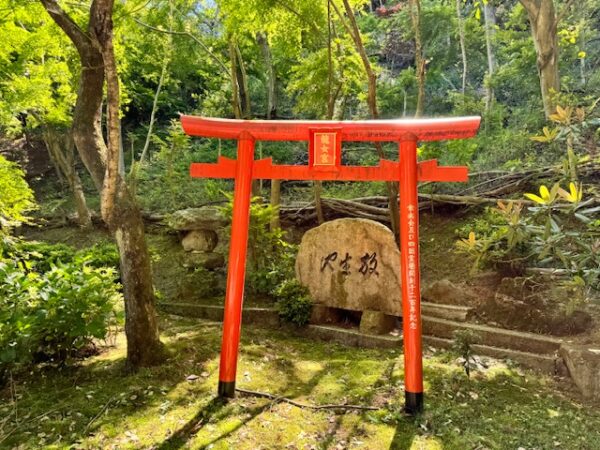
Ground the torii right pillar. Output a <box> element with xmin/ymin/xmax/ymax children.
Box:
<box><xmin>399</xmin><ymin>134</ymin><xmax>423</xmax><ymax>414</ymax></box>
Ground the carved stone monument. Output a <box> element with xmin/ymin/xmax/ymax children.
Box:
<box><xmin>296</xmin><ymin>218</ymin><xmax>402</xmax><ymax>333</ymax></box>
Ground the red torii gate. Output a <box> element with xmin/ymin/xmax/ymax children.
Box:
<box><xmin>181</xmin><ymin>115</ymin><xmax>481</xmax><ymax>414</ymax></box>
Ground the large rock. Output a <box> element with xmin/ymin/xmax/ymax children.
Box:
<box><xmin>182</xmin><ymin>251</ymin><xmax>225</xmax><ymax>270</ymax></box>
<box><xmin>182</xmin><ymin>230</ymin><xmax>218</xmax><ymax>252</ymax></box>
<box><xmin>168</xmin><ymin>207</ymin><xmax>228</xmax><ymax>231</ymax></box>
<box><xmin>560</xmin><ymin>344</ymin><xmax>600</xmax><ymax>399</ymax></box>
<box><xmin>422</xmin><ymin>279</ymin><xmax>476</xmax><ymax>306</ymax></box>
<box><xmin>296</xmin><ymin>218</ymin><xmax>402</xmax><ymax>316</ymax></box>
<box><xmin>359</xmin><ymin>310</ymin><xmax>397</xmax><ymax>335</ymax></box>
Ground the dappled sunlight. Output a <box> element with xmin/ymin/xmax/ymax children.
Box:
<box><xmin>3</xmin><ymin>316</ymin><xmax>600</xmax><ymax>448</ymax></box>
<box><xmin>293</xmin><ymin>360</ymin><xmax>325</xmax><ymax>383</ymax></box>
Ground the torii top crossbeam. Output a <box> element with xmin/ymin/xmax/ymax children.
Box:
<box><xmin>181</xmin><ymin>115</ymin><xmax>481</xmax><ymax>141</ymax></box>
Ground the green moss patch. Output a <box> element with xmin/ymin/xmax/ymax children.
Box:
<box><xmin>1</xmin><ymin>315</ymin><xmax>599</xmax><ymax>449</ymax></box>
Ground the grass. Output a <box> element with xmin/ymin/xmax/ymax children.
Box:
<box><xmin>1</xmin><ymin>315</ymin><xmax>599</xmax><ymax>450</ymax></box>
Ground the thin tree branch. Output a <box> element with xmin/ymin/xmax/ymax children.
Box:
<box><xmin>134</xmin><ymin>0</ymin><xmax>173</xmax><ymax>173</ymax></box>
<box><xmin>329</xmin><ymin>0</ymin><xmax>354</xmax><ymax>41</ymax></box>
<box><xmin>132</xmin><ymin>17</ymin><xmax>229</xmax><ymax>75</ymax></box>
<box><xmin>555</xmin><ymin>0</ymin><xmax>576</xmax><ymax>26</ymax></box>
<box><xmin>273</xmin><ymin>0</ymin><xmax>322</xmax><ymax>36</ymax></box>
<box><xmin>236</xmin><ymin>388</ymin><xmax>379</xmax><ymax>411</ymax></box>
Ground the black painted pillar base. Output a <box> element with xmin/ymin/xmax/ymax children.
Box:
<box><xmin>218</xmin><ymin>381</ymin><xmax>236</xmax><ymax>398</ymax></box>
<box><xmin>405</xmin><ymin>391</ymin><xmax>423</xmax><ymax>415</ymax></box>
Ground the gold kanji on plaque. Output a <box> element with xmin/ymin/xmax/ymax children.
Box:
<box><xmin>314</xmin><ymin>132</ymin><xmax>336</xmax><ymax>166</ymax></box>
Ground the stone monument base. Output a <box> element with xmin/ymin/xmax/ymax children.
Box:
<box><xmin>310</xmin><ymin>304</ymin><xmax>398</xmax><ymax>336</ymax></box>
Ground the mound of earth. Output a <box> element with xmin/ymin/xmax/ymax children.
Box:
<box><xmin>423</xmin><ymin>277</ymin><xmax>593</xmax><ymax>337</ymax></box>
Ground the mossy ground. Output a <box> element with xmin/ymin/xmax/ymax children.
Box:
<box><xmin>1</xmin><ymin>314</ymin><xmax>599</xmax><ymax>450</ymax></box>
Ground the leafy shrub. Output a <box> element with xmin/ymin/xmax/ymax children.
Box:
<box><xmin>75</xmin><ymin>242</ymin><xmax>120</xmax><ymax>269</ymax></box>
<box><xmin>133</xmin><ymin>123</ymin><xmax>232</xmax><ymax>212</ymax></box>
<box><xmin>1</xmin><ymin>239</ymin><xmax>75</xmax><ymax>272</ymax></box>
<box><xmin>455</xmin><ymin>208</ymin><xmax>506</xmax><ymax>240</ymax></box>
<box><xmin>0</xmin><ymin>239</ymin><xmax>122</xmax><ymax>382</ymax></box>
<box><xmin>274</xmin><ymin>279</ymin><xmax>313</xmax><ymax>326</ymax></box>
<box><xmin>0</xmin><ymin>259</ymin><xmax>121</xmax><ymax>381</ymax></box>
<box><xmin>456</xmin><ymin>183</ymin><xmax>600</xmax><ymax>309</ymax></box>
<box><xmin>220</xmin><ymin>195</ymin><xmax>297</xmax><ymax>296</ymax></box>
<box><xmin>0</xmin><ymin>155</ymin><xmax>35</xmax><ymax>233</ymax></box>
<box><xmin>0</xmin><ymin>239</ymin><xmax>119</xmax><ymax>273</ymax></box>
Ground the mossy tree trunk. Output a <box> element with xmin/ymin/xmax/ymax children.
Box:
<box><xmin>519</xmin><ymin>0</ymin><xmax>574</xmax><ymax>118</ymax></box>
<box><xmin>338</xmin><ymin>0</ymin><xmax>401</xmax><ymax>243</ymax></box>
<box><xmin>42</xmin><ymin>127</ymin><xmax>92</xmax><ymax>228</ymax></box>
<box><xmin>40</xmin><ymin>0</ymin><xmax>164</xmax><ymax>369</ymax></box>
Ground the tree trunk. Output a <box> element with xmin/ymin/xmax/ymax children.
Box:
<box><xmin>456</xmin><ymin>0</ymin><xmax>467</xmax><ymax>96</ymax></box>
<box><xmin>257</xmin><ymin>33</ymin><xmax>277</xmax><ymax>119</ymax></box>
<box><xmin>257</xmin><ymin>32</ymin><xmax>282</xmax><ymax>229</ymax></box>
<box><xmin>338</xmin><ymin>0</ymin><xmax>401</xmax><ymax>242</ymax></box>
<box><xmin>409</xmin><ymin>0</ymin><xmax>425</xmax><ymax>117</ymax></box>
<box><xmin>483</xmin><ymin>1</ymin><xmax>497</xmax><ymax>115</ymax></box>
<box><xmin>270</xmin><ymin>179</ymin><xmax>281</xmax><ymax>231</ymax></box>
<box><xmin>228</xmin><ymin>39</ymin><xmax>242</xmax><ymax>119</ymax></box>
<box><xmin>42</xmin><ymin>127</ymin><xmax>93</xmax><ymax>228</ymax></box>
<box><xmin>114</xmin><ymin>186</ymin><xmax>164</xmax><ymax>367</ymax></box>
<box><xmin>519</xmin><ymin>0</ymin><xmax>560</xmax><ymax>118</ymax></box>
<box><xmin>40</xmin><ymin>0</ymin><xmax>164</xmax><ymax>369</ymax></box>
<box><xmin>234</xmin><ymin>42</ymin><xmax>251</xmax><ymax>119</ymax></box>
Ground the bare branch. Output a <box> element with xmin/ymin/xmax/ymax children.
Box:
<box><xmin>555</xmin><ymin>0</ymin><xmax>576</xmax><ymax>26</ymax></box>
<box><xmin>236</xmin><ymin>388</ymin><xmax>379</xmax><ymax>411</ymax></box>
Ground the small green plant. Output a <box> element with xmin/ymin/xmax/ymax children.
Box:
<box><xmin>220</xmin><ymin>195</ymin><xmax>297</xmax><ymax>296</ymax></box>
<box><xmin>451</xmin><ymin>329</ymin><xmax>478</xmax><ymax>378</ymax></box>
<box><xmin>0</xmin><ymin>239</ymin><xmax>123</xmax><ymax>383</ymax></box>
<box><xmin>273</xmin><ymin>279</ymin><xmax>313</xmax><ymax>326</ymax></box>
<box><xmin>456</xmin><ymin>183</ymin><xmax>600</xmax><ymax>309</ymax></box>
<box><xmin>0</xmin><ymin>259</ymin><xmax>121</xmax><ymax>381</ymax></box>
<box><xmin>0</xmin><ymin>155</ymin><xmax>36</xmax><ymax>233</ymax></box>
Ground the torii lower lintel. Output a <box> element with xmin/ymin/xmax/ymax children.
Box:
<box><xmin>181</xmin><ymin>115</ymin><xmax>481</xmax><ymax>415</ymax></box>
<box><xmin>190</xmin><ymin>156</ymin><xmax>468</xmax><ymax>182</ymax></box>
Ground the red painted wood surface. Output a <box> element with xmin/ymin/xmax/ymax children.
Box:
<box><xmin>218</xmin><ymin>133</ymin><xmax>255</xmax><ymax>396</ymax></box>
<box><xmin>190</xmin><ymin>157</ymin><xmax>468</xmax><ymax>182</ymax></box>
<box><xmin>399</xmin><ymin>137</ymin><xmax>424</xmax><ymax>413</ymax></box>
<box><xmin>181</xmin><ymin>115</ymin><xmax>481</xmax><ymax>142</ymax></box>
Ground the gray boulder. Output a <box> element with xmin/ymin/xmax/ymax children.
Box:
<box><xmin>182</xmin><ymin>230</ymin><xmax>218</xmax><ymax>252</ymax></box>
<box><xmin>168</xmin><ymin>207</ymin><xmax>228</xmax><ymax>231</ymax></box>
<box><xmin>182</xmin><ymin>252</ymin><xmax>225</xmax><ymax>270</ymax></box>
<box><xmin>560</xmin><ymin>343</ymin><xmax>600</xmax><ymax>399</ymax></box>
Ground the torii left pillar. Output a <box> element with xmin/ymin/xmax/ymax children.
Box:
<box><xmin>181</xmin><ymin>115</ymin><xmax>481</xmax><ymax>414</ymax></box>
<box><xmin>218</xmin><ymin>131</ymin><xmax>255</xmax><ymax>395</ymax></box>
